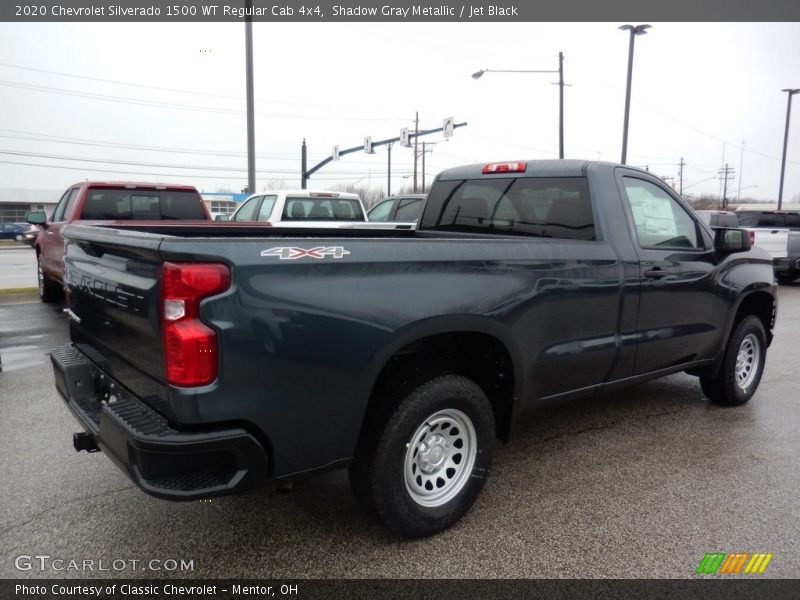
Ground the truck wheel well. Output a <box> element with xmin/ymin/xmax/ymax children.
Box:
<box><xmin>735</xmin><ymin>291</ymin><xmax>775</xmax><ymax>345</ymax></box>
<box><xmin>368</xmin><ymin>332</ymin><xmax>516</xmax><ymax>441</ymax></box>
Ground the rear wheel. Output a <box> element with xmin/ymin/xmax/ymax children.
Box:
<box><xmin>349</xmin><ymin>372</ymin><xmax>495</xmax><ymax>538</ymax></box>
<box><xmin>700</xmin><ymin>315</ymin><xmax>766</xmax><ymax>406</ymax></box>
<box><xmin>37</xmin><ymin>254</ymin><xmax>61</xmax><ymax>303</ymax></box>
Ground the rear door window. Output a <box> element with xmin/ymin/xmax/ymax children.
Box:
<box><xmin>256</xmin><ymin>195</ymin><xmax>278</xmax><ymax>221</ymax></box>
<box><xmin>395</xmin><ymin>198</ymin><xmax>423</xmax><ymax>221</ymax></box>
<box><xmin>368</xmin><ymin>199</ymin><xmax>395</xmax><ymax>222</ymax></box>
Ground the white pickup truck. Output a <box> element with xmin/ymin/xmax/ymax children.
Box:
<box><xmin>735</xmin><ymin>209</ymin><xmax>800</xmax><ymax>283</ymax></box>
<box><xmin>227</xmin><ymin>190</ymin><xmax>367</xmax><ymax>226</ymax></box>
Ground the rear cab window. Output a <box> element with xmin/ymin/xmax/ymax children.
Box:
<box><xmin>282</xmin><ymin>197</ymin><xmax>364</xmax><ymax>221</ymax></box>
<box><xmin>419</xmin><ymin>176</ymin><xmax>596</xmax><ymax>241</ymax></box>
<box><xmin>81</xmin><ymin>188</ymin><xmax>206</xmax><ymax>220</ymax></box>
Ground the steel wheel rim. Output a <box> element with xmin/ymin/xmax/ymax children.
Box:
<box><xmin>404</xmin><ymin>408</ymin><xmax>477</xmax><ymax>508</ymax></box>
<box><xmin>735</xmin><ymin>333</ymin><xmax>760</xmax><ymax>390</ymax></box>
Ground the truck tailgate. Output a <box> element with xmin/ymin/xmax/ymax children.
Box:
<box><xmin>747</xmin><ymin>228</ymin><xmax>789</xmax><ymax>258</ymax></box>
<box><xmin>63</xmin><ymin>227</ymin><xmax>166</xmax><ymax>388</ymax></box>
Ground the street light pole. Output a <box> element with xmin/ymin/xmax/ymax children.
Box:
<box><xmin>244</xmin><ymin>0</ymin><xmax>256</xmax><ymax>194</ymax></box>
<box><xmin>558</xmin><ymin>52</ymin><xmax>564</xmax><ymax>160</ymax></box>
<box><xmin>619</xmin><ymin>24</ymin><xmax>651</xmax><ymax>165</ymax></box>
<box><xmin>472</xmin><ymin>53</ymin><xmax>566</xmax><ymax>158</ymax></box>
<box><xmin>778</xmin><ymin>88</ymin><xmax>799</xmax><ymax>210</ymax></box>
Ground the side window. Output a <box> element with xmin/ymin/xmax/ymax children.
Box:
<box><xmin>62</xmin><ymin>189</ymin><xmax>80</xmax><ymax>221</ymax></box>
<box><xmin>51</xmin><ymin>189</ymin><xmax>73</xmax><ymax>222</ymax></box>
<box><xmin>622</xmin><ymin>177</ymin><xmax>701</xmax><ymax>249</ymax></box>
<box><xmin>368</xmin><ymin>200</ymin><xmax>395</xmax><ymax>222</ymax></box>
<box><xmin>256</xmin><ymin>195</ymin><xmax>277</xmax><ymax>221</ymax></box>
<box><xmin>233</xmin><ymin>196</ymin><xmax>262</xmax><ymax>222</ymax></box>
<box><xmin>395</xmin><ymin>199</ymin><xmax>422</xmax><ymax>221</ymax></box>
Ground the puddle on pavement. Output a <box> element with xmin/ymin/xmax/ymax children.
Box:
<box><xmin>0</xmin><ymin>343</ymin><xmax>48</xmax><ymax>372</ymax></box>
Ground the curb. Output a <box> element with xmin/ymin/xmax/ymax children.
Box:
<box><xmin>0</xmin><ymin>287</ymin><xmax>38</xmax><ymax>295</ymax></box>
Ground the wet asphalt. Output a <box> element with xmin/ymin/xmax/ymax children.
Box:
<box><xmin>0</xmin><ymin>285</ymin><xmax>798</xmax><ymax>579</ymax></box>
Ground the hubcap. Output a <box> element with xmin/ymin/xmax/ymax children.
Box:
<box><xmin>404</xmin><ymin>409</ymin><xmax>477</xmax><ymax>508</ymax></box>
<box><xmin>735</xmin><ymin>333</ymin><xmax>760</xmax><ymax>390</ymax></box>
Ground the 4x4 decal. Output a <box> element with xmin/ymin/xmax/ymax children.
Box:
<box><xmin>260</xmin><ymin>246</ymin><xmax>351</xmax><ymax>260</ymax></box>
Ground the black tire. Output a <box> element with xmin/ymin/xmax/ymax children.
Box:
<box><xmin>775</xmin><ymin>270</ymin><xmax>798</xmax><ymax>284</ymax></box>
<box><xmin>349</xmin><ymin>372</ymin><xmax>495</xmax><ymax>538</ymax></box>
<box><xmin>37</xmin><ymin>254</ymin><xmax>61</xmax><ymax>303</ymax></box>
<box><xmin>700</xmin><ymin>315</ymin><xmax>767</xmax><ymax>406</ymax></box>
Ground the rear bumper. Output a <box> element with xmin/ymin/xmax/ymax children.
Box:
<box><xmin>51</xmin><ymin>344</ymin><xmax>267</xmax><ymax>500</ymax></box>
<box><xmin>772</xmin><ymin>256</ymin><xmax>800</xmax><ymax>272</ymax></box>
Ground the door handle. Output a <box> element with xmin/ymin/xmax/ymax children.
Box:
<box><xmin>644</xmin><ymin>268</ymin><xmax>668</xmax><ymax>279</ymax></box>
<box><xmin>46</xmin><ymin>231</ymin><xmax>54</xmax><ymax>236</ymax></box>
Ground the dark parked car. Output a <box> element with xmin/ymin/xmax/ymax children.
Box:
<box><xmin>367</xmin><ymin>194</ymin><xmax>426</xmax><ymax>222</ymax></box>
<box><xmin>0</xmin><ymin>222</ymin><xmax>34</xmax><ymax>241</ymax></box>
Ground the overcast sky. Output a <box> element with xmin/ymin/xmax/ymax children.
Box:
<box><xmin>0</xmin><ymin>21</ymin><xmax>799</xmax><ymax>202</ymax></box>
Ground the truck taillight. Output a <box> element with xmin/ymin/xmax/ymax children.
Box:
<box><xmin>748</xmin><ymin>230</ymin><xmax>756</xmax><ymax>245</ymax></box>
<box><xmin>162</xmin><ymin>262</ymin><xmax>231</xmax><ymax>387</ymax></box>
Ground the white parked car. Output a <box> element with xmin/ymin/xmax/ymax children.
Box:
<box><xmin>229</xmin><ymin>190</ymin><xmax>367</xmax><ymax>226</ymax></box>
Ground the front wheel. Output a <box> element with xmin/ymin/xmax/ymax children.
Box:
<box><xmin>349</xmin><ymin>373</ymin><xmax>495</xmax><ymax>538</ymax></box>
<box><xmin>37</xmin><ymin>254</ymin><xmax>61</xmax><ymax>303</ymax></box>
<box><xmin>700</xmin><ymin>315</ymin><xmax>767</xmax><ymax>406</ymax></box>
<box><xmin>775</xmin><ymin>270</ymin><xmax>798</xmax><ymax>284</ymax></box>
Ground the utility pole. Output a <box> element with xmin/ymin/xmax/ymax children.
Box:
<box><xmin>678</xmin><ymin>157</ymin><xmax>685</xmax><ymax>196</ymax></box>
<box><xmin>412</xmin><ymin>111</ymin><xmax>419</xmax><ymax>193</ymax></box>
<box><xmin>737</xmin><ymin>141</ymin><xmax>745</xmax><ymax>202</ymax></box>
<box><xmin>387</xmin><ymin>143</ymin><xmax>392</xmax><ymax>196</ymax></box>
<box><xmin>778</xmin><ymin>88</ymin><xmax>799</xmax><ymax>210</ymax></box>
<box><xmin>718</xmin><ymin>163</ymin><xmax>735</xmax><ymax>209</ymax></box>
<box><xmin>422</xmin><ymin>142</ymin><xmax>427</xmax><ymax>193</ymax></box>
<box><xmin>301</xmin><ymin>139</ymin><xmax>307</xmax><ymax>189</ymax></box>
<box><xmin>558</xmin><ymin>51</ymin><xmax>564</xmax><ymax>159</ymax></box>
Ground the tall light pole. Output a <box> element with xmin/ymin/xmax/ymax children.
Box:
<box><xmin>619</xmin><ymin>24</ymin><xmax>651</xmax><ymax>165</ymax></box>
<box><xmin>244</xmin><ymin>0</ymin><xmax>256</xmax><ymax>194</ymax></box>
<box><xmin>472</xmin><ymin>52</ymin><xmax>566</xmax><ymax>158</ymax></box>
<box><xmin>778</xmin><ymin>88</ymin><xmax>799</xmax><ymax>210</ymax></box>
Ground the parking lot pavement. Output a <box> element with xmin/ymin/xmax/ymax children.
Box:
<box><xmin>0</xmin><ymin>246</ymin><xmax>37</xmax><ymax>290</ymax></box>
<box><xmin>1</xmin><ymin>284</ymin><xmax>799</xmax><ymax>579</ymax></box>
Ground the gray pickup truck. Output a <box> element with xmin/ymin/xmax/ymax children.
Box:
<box><xmin>51</xmin><ymin>160</ymin><xmax>776</xmax><ymax>537</ymax></box>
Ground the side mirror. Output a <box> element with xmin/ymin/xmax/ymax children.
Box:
<box><xmin>26</xmin><ymin>211</ymin><xmax>47</xmax><ymax>227</ymax></box>
<box><xmin>714</xmin><ymin>228</ymin><xmax>751</xmax><ymax>253</ymax></box>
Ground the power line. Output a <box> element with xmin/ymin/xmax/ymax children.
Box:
<box><xmin>0</xmin><ymin>79</ymin><xmax>407</xmax><ymax>122</ymax></box>
<box><xmin>0</xmin><ymin>61</ymin><xmax>361</xmax><ymax>110</ymax></box>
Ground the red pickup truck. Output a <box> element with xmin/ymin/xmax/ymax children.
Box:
<box><xmin>26</xmin><ymin>181</ymin><xmax>210</xmax><ymax>302</ymax></box>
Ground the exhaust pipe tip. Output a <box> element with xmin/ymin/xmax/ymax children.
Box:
<box><xmin>73</xmin><ymin>431</ymin><xmax>99</xmax><ymax>453</ymax></box>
